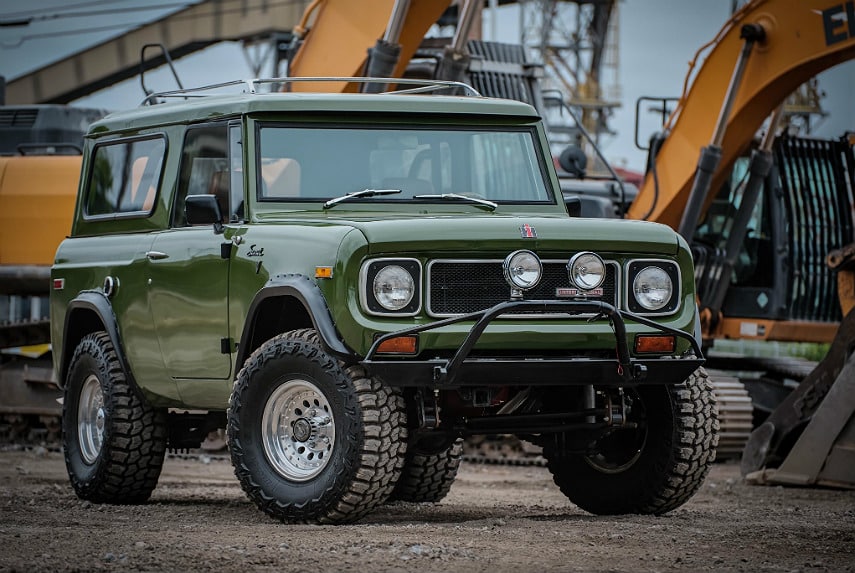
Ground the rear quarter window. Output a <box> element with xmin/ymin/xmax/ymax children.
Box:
<box><xmin>84</xmin><ymin>136</ymin><xmax>166</xmax><ymax>218</ymax></box>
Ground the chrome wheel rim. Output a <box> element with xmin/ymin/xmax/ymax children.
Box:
<box><xmin>262</xmin><ymin>379</ymin><xmax>336</xmax><ymax>482</ymax></box>
<box><xmin>78</xmin><ymin>375</ymin><xmax>105</xmax><ymax>464</ymax></box>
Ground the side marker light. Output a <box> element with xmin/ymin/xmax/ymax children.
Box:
<box><xmin>376</xmin><ymin>335</ymin><xmax>418</xmax><ymax>355</ymax></box>
<box><xmin>634</xmin><ymin>335</ymin><xmax>676</xmax><ymax>354</ymax></box>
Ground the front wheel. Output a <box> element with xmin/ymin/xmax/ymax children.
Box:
<box><xmin>228</xmin><ymin>330</ymin><xmax>408</xmax><ymax>524</ymax></box>
<box><xmin>544</xmin><ymin>368</ymin><xmax>718</xmax><ymax>515</ymax></box>
<box><xmin>62</xmin><ymin>331</ymin><xmax>167</xmax><ymax>503</ymax></box>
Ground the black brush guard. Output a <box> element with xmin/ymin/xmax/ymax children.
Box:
<box><xmin>362</xmin><ymin>300</ymin><xmax>704</xmax><ymax>388</ymax></box>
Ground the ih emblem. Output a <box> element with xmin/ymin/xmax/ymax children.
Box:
<box><xmin>520</xmin><ymin>223</ymin><xmax>537</xmax><ymax>239</ymax></box>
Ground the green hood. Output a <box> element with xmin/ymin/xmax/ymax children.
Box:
<box><xmin>336</xmin><ymin>214</ymin><xmax>681</xmax><ymax>256</ymax></box>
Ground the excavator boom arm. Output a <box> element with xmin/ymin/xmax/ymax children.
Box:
<box><xmin>628</xmin><ymin>0</ymin><xmax>855</xmax><ymax>228</ymax></box>
<box><xmin>286</xmin><ymin>0</ymin><xmax>452</xmax><ymax>92</ymax></box>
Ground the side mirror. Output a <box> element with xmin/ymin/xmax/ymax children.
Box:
<box><xmin>558</xmin><ymin>146</ymin><xmax>587</xmax><ymax>178</ymax></box>
<box><xmin>185</xmin><ymin>194</ymin><xmax>223</xmax><ymax>232</ymax></box>
<box><xmin>564</xmin><ymin>195</ymin><xmax>582</xmax><ymax>217</ymax></box>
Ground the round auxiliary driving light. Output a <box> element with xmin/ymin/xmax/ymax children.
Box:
<box><xmin>632</xmin><ymin>265</ymin><xmax>673</xmax><ymax>311</ymax></box>
<box><xmin>567</xmin><ymin>252</ymin><xmax>606</xmax><ymax>291</ymax></box>
<box><xmin>373</xmin><ymin>265</ymin><xmax>415</xmax><ymax>311</ymax></box>
<box><xmin>503</xmin><ymin>250</ymin><xmax>543</xmax><ymax>290</ymax></box>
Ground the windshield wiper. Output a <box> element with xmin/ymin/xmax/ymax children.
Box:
<box><xmin>323</xmin><ymin>188</ymin><xmax>402</xmax><ymax>209</ymax></box>
<box><xmin>412</xmin><ymin>193</ymin><xmax>498</xmax><ymax>211</ymax></box>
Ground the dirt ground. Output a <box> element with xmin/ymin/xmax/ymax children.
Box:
<box><xmin>0</xmin><ymin>447</ymin><xmax>853</xmax><ymax>573</ymax></box>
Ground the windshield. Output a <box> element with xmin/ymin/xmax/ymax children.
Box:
<box><xmin>257</xmin><ymin>125</ymin><xmax>553</xmax><ymax>204</ymax></box>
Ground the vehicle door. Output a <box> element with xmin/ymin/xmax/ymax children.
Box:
<box><xmin>147</xmin><ymin>122</ymin><xmax>244</xmax><ymax>381</ymax></box>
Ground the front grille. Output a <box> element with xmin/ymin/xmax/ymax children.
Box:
<box><xmin>427</xmin><ymin>260</ymin><xmax>619</xmax><ymax>316</ymax></box>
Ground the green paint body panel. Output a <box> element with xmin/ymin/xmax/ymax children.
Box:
<box><xmin>51</xmin><ymin>90</ymin><xmax>701</xmax><ymax>411</ymax></box>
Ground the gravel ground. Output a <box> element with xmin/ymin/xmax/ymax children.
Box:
<box><xmin>1</xmin><ymin>447</ymin><xmax>853</xmax><ymax>573</ymax></box>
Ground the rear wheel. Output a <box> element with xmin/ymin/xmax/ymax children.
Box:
<box><xmin>228</xmin><ymin>329</ymin><xmax>408</xmax><ymax>524</ymax></box>
<box><xmin>544</xmin><ymin>368</ymin><xmax>718</xmax><ymax>515</ymax></box>
<box><xmin>62</xmin><ymin>331</ymin><xmax>167</xmax><ymax>503</ymax></box>
<box><xmin>390</xmin><ymin>437</ymin><xmax>463</xmax><ymax>503</ymax></box>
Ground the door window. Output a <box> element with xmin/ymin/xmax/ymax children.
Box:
<box><xmin>173</xmin><ymin>124</ymin><xmax>243</xmax><ymax>226</ymax></box>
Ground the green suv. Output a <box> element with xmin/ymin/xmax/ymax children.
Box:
<box><xmin>51</xmin><ymin>79</ymin><xmax>717</xmax><ymax>524</ymax></box>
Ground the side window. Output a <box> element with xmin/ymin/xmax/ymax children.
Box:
<box><xmin>85</xmin><ymin>137</ymin><xmax>165</xmax><ymax>217</ymax></box>
<box><xmin>174</xmin><ymin>124</ymin><xmax>243</xmax><ymax>226</ymax></box>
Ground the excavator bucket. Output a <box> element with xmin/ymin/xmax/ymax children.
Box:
<box><xmin>741</xmin><ymin>254</ymin><xmax>855</xmax><ymax>489</ymax></box>
<box><xmin>742</xmin><ymin>351</ymin><xmax>855</xmax><ymax>488</ymax></box>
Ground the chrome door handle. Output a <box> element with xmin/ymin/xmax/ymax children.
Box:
<box><xmin>145</xmin><ymin>251</ymin><xmax>169</xmax><ymax>260</ymax></box>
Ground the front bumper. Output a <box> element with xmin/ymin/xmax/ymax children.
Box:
<box><xmin>361</xmin><ymin>300</ymin><xmax>704</xmax><ymax>388</ymax></box>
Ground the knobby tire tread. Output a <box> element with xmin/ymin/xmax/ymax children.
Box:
<box><xmin>390</xmin><ymin>439</ymin><xmax>463</xmax><ymax>503</ymax></box>
<box><xmin>229</xmin><ymin>329</ymin><xmax>407</xmax><ymax>524</ymax></box>
<box><xmin>545</xmin><ymin>367</ymin><xmax>719</xmax><ymax>515</ymax></box>
<box><xmin>63</xmin><ymin>331</ymin><xmax>167</xmax><ymax>504</ymax></box>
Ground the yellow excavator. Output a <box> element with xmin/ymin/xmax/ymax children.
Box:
<box><xmin>279</xmin><ymin>0</ymin><xmax>855</xmax><ymax>485</ymax></box>
<box><xmin>0</xmin><ymin>104</ymin><xmax>106</xmax><ymax>440</ymax></box>
<box><xmin>622</xmin><ymin>0</ymin><xmax>855</xmax><ymax>487</ymax></box>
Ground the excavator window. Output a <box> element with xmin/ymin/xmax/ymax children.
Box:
<box><xmin>694</xmin><ymin>157</ymin><xmax>772</xmax><ymax>287</ymax></box>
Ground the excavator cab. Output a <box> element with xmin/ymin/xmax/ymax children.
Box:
<box><xmin>692</xmin><ymin>133</ymin><xmax>855</xmax><ymax>338</ymax></box>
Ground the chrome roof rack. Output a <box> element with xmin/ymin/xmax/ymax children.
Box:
<box><xmin>140</xmin><ymin>77</ymin><xmax>481</xmax><ymax>106</ymax></box>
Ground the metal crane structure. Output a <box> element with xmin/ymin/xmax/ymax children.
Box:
<box><xmin>518</xmin><ymin>0</ymin><xmax>621</xmax><ymax>170</ymax></box>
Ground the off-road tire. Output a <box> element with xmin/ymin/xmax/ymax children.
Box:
<box><xmin>390</xmin><ymin>438</ymin><xmax>463</xmax><ymax>503</ymax></box>
<box><xmin>544</xmin><ymin>367</ymin><xmax>718</xmax><ymax>515</ymax></box>
<box><xmin>62</xmin><ymin>331</ymin><xmax>167</xmax><ymax>504</ymax></box>
<box><xmin>228</xmin><ymin>329</ymin><xmax>408</xmax><ymax>524</ymax></box>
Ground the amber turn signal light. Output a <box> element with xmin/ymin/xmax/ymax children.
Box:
<box><xmin>634</xmin><ymin>334</ymin><xmax>676</xmax><ymax>353</ymax></box>
<box><xmin>375</xmin><ymin>335</ymin><xmax>418</xmax><ymax>355</ymax></box>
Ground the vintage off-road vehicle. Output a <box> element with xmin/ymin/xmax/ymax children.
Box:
<box><xmin>51</xmin><ymin>78</ymin><xmax>717</xmax><ymax>524</ymax></box>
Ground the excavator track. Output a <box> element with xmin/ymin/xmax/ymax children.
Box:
<box><xmin>462</xmin><ymin>435</ymin><xmax>546</xmax><ymax>467</ymax></box>
<box><xmin>707</xmin><ymin>369</ymin><xmax>754</xmax><ymax>459</ymax></box>
<box><xmin>0</xmin><ymin>316</ymin><xmax>61</xmax><ymax>447</ymax></box>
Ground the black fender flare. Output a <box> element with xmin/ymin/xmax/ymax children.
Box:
<box><xmin>236</xmin><ymin>274</ymin><xmax>356</xmax><ymax>368</ymax></box>
<box><xmin>59</xmin><ymin>290</ymin><xmax>136</xmax><ymax>391</ymax></box>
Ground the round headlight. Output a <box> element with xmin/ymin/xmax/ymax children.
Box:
<box><xmin>373</xmin><ymin>265</ymin><xmax>415</xmax><ymax>311</ymax></box>
<box><xmin>633</xmin><ymin>266</ymin><xmax>673</xmax><ymax>310</ymax></box>
<box><xmin>567</xmin><ymin>252</ymin><xmax>606</xmax><ymax>290</ymax></box>
<box><xmin>503</xmin><ymin>250</ymin><xmax>542</xmax><ymax>290</ymax></box>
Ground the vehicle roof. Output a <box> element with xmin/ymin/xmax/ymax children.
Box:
<box><xmin>88</xmin><ymin>92</ymin><xmax>540</xmax><ymax>135</ymax></box>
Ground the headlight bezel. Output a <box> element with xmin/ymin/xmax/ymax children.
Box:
<box><xmin>360</xmin><ymin>258</ymin><xmax>422</xmax><ymax>316</ymax></box>
<box><xmin>626</xmin><ymin>259</ymin><xmax>681</xmax><ymax>315</ymax></box>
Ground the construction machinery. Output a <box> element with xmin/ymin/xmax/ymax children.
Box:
<box><xmin>0</xmin><ymin>104</ymin><xmax>106</xmax><ymax>442</ymax></box>
<box><xmin>622</xmin><ymin>0</ymin><xmax>855</xmax><ymax>485</ymax></box>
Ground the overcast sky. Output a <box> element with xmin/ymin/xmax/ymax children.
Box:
<box><xmin>1</xmin><ymin>0</ymin><xmax>852</xmax><ymax>172</ymax></box>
